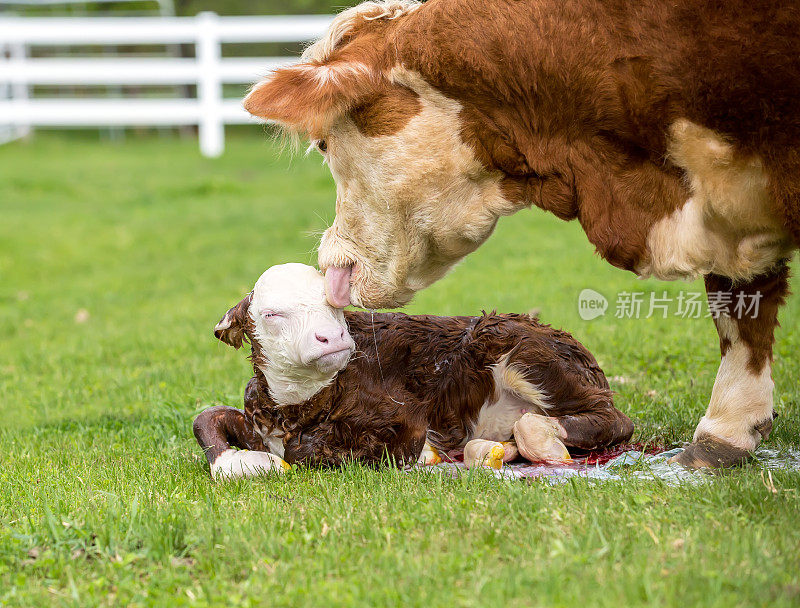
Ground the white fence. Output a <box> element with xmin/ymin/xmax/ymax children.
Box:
<box><xmin>0</xmin><ymin>12</ymin><xmax>333</xmax><ymax>156</ymax></box>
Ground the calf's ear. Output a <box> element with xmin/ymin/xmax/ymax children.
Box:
<box><xmin>214</xmin><ymin>292</ymin><xmax>253</xmax><ymax>349</ymax></box>
<box><xmin>243</xmin><ymin>61</ymin><xmax>380</xmax><ymax>134</ymax></box>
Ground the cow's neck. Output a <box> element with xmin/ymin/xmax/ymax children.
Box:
<box><xmin>391</xmin><ymin>0</ymin><xmax>689</xmax><ymax>273</ymax></box>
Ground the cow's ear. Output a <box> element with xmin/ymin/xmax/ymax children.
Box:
<box><xmin>243</xmin><ymin>61</ymin><xmax>380</xmax><ymax>134</ymax></box>
<box><xmin>214</xmin><ymin>292</ymin><xmax>253</xmax><ymax>349</ymax></box>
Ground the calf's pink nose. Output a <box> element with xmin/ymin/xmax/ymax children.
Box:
<box><xmin>314</xmin><ymin>325</ymin><xmax>351</xmax><ymax>356</ymax></box>
<box><xmin>315</xmin><ymin>327</ymin><xmax>345</xmax><ymax>345</ymax></box>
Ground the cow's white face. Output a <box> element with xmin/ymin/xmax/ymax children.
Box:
<box><xmin>244</xmin><ymin>61</ymin><xmax>521</xmax><ymax>310</ymax></box>
<box><xmin>240</xmin><ymin>0</ymin><xmax>523</xmax><ymax>310</ymax></box>
<box><xmin>214</xmin><ymin>263</ymin><xmax>355</xmax><ymax>404</ymax></box>
<box><xmin>314</xmin><ymin>69</ymin><xmax>518</xmax><ymax>309</ymax></box>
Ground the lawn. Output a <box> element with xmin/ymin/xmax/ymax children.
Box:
<box><xmin>1</xmin><ymin>133</ymin><xmax>798</xmax><ymax>607</ymax></box>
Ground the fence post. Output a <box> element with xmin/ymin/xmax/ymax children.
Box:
<box><xmin>9</xmin><ymin>41</ymin><xmax>32</xmax><ymax>139</ymax></box>
<box><xmin>196</xmin><ymin>11</ymin><xmax>224</xmax><ymax>157</ymax></box>
<box><xmin>0</xmin><ymin>43</ymin><xmax>9</xmax><ymax>143</ymax></box>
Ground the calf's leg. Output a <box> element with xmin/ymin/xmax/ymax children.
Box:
<box><xmin>509</xmin><ymin>405</ymin><xmax>632</xmax><ymax>463</ymax></box>
<box><xmin>193</xmin><ymin>405</ymin><xmax>288</xmax><ymax>479</ymax></box>
<box><xmin>672</xmin><ymin>261</ymin><xmax>789</xmax><ymax>469</ymax></box>
<box><xmin>553</xmin><ymin>405</ymin><xmax>635</xmax><ymax>452</ymax></box>
<box><xmin>484</xmin><ymin>340</ymin><xmax>633</xmax><ymax>460</ymax></box>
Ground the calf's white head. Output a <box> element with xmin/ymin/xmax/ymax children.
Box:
<box><xmin>214</xmin><ymin>263</ymin><xmax>355</xmax><ymax>405</ymax></box>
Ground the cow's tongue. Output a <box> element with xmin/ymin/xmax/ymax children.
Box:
<box><xmin>324</xmin><ymin>266</ymin><xmax>352</xmax><ymax>308</ymax></box>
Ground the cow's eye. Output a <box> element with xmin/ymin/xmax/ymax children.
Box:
<box><xmin>316</xmin><ymin>140</ymin><xmax>327</xmax><ymax>153</ymax></box>
<box><xmin>261</xmin><ymin>310</ymin><xmax>280</xmax><ymax>320</ymax></box>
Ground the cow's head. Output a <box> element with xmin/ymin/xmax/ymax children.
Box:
<box><xmin>244</xmin><ymin>1</ymin><xmax>519</xmax><ymax>308</ymax></box>
<box><xmin>214</xmin><ymin>263</ymin><xmax>355</xmax><ymax>404</ymax></box>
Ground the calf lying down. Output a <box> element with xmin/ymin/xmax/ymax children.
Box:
<box><xmin>194</xmin><ymin>264</ymin><xmax>633</xmax><ymax>479</ymax></box>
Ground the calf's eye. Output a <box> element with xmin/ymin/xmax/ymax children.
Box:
<box><xmin>316</xmin><ymin>140</ymin><xmax>327</xmax><ymax>153</ymax></box>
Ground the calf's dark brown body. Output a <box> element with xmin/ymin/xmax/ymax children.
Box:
<box><xmin>195</xmin><ymin>311</ymin><xmax>633</xmax><ymax>468</ymax></box>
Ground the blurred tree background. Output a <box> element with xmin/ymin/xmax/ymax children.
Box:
<box><xmin>176</xmin><ymin>0</ymin><xmax>346</xmax><ymax>15</ymax></box>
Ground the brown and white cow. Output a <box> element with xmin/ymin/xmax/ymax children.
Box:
<box><xmin>242</xmin><ymin>0</ymin><xmax>800</xmax><ymax>468</ymax></box>
<box><xmin>193</xmin><ymin>263</ymin><xmax>632</xmax><ymax>479</ymax></box>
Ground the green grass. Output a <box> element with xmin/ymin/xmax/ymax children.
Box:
<box><xmin>1</xmin><ymin>133</ymin><xmax>798</xmax><ymax>607</ymax></box>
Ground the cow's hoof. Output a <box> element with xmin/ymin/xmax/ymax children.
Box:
<box><xmin>668</xmin><ymin>435</ymin><xmax>752</xmax><ymax>470</ymax></box>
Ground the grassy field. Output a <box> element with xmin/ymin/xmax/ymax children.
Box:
<box><xmin>1</xmin><ymin>133</ymin><xmax>799</xmax><ymax>607</ymax></box>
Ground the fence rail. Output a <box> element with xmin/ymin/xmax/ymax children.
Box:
<box><xmin>0</xmin><ymin>12</ymin><xmax>332</xmax><ymax>156</ymax></box>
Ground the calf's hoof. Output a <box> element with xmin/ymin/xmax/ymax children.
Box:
<box><xmin>210</xmin><ymin>449</ymin><xmax>290</xmax><ymax>480</ymax></box>
<box><xmin>513</xmin><ymin>413</ymin><xmax>571</xmax><ymax>464</ymax></box>
<box><xmin>417</xmin><ymin>442</ymin><xmax>443</xmax><ymax>466</ymax></box>
<box><xmin>669</xmin><ymin>435</ymin><xmax>752</xmax><ymax>471</ymax></box>
<box><xmin>463</xmin><ymin>439</ymin><xmax>506</xmax><ymax>470</ymax></box>
<box><xmin>500</xmin><ymin>441</ymin><xmax>519</xmax><ymax>462</ymax></box>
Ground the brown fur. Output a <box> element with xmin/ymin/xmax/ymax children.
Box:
<box><xmin>212</xmin><ymin>292</ymin><xmax>253</xmax><ymax>349</ymax></box>
<box><xmin>192</xmin><ymin>405</ymin><xmax>267</xmax><ymax>465</ymax></box>
<box><xmin>239</xmin><ymin>0</ymin><xmax>799</xmax><ymax>466</ymax></box>
<box><xmin>393</xmin><ymin>0</ymin><xmax>800</xmax><ymax>263</ymax></box>
<box><xmin>350</xmin><ymin>84</ymin><xmax>421</xmax><ymax>137</ymax></box>
<box><xmin>200</xmin><ymin>308</ymin><xmax>633</xmax><ymax>467</ymax></box>
<box><xmin>247</xmin><ymin>0</ymin><xmax>800</xmax><ymax>264</ymax></box>
<box><xmin>705</xmin><ymin>260</ymin><xmax>791</xmax><ymax>373</ymax></box>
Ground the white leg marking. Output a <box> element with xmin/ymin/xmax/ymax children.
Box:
<box><xmin>252</xmin><ymin>423</ymin><xmax>286</xmax><ymax>459</ymax></box>
<box><xmin>644</xmin><ymin>198</ymin><xmax>714</xmax><ymax>280</ymax></box>
<box><xmin>210</xmin><ymin>449</ymin><xmax>290</xmax><ymax>480</ymax></box>
<box><xmin>472</xmin><ymin>352</ymin><xmax>550</xmax><ymax>442</ymax></box>
<box><xmin>263</xmin><ymin>435</ymin><xmax>286</xmax><ymax>459</ymax></box>
<box><xmin>694</xmin><ymin>317</ymin><xmax>773</xmax><ymax>451</ymax></box>
<box><xmin>644</xmin><ymin>199</ymin><xmax>791</xmax><ymax>281</ymax></box>
<box><xmin>472</xmin><ymin>395</ymin><xmax>525</xmax><ymax>443</ymax></box>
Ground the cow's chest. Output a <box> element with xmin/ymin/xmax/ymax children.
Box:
<box><xmin>638</xmin><ymin>119</ymin><xmax>794</xmax><ymax>282</ymax></box>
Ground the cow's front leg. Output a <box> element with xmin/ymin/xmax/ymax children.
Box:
<box><xmin>673</xmin><ymin>261</ymin><xmax>790</xmax><ymax>469</ymax></box>
<box><xmin>193</xmin><ymin>405</ymin><xmax>289</xmax><ymax>479</ymax></box>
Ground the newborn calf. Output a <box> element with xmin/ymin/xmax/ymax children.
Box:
<box><xmin>194</xmin><ymin>263</ymin><xmax>633</xmax><ymax>479</ymax></box>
